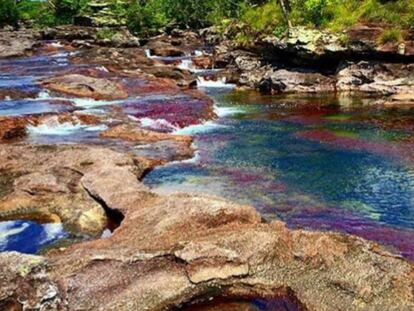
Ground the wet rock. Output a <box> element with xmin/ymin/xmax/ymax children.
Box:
<box><xmin>0</xmin><ymin>117</ymin><xmax>27</xmax><ymax>141</ymax></box>
<box><xmin>71</xmin><ymin>46</ymin><xmax>154</xmax><ymax>70</ymax></box>
<box><xmin>0</xmin><ymin>89</ymin><xmax>38</xmax><ymax>100</ymax></box>
<box><xmin>193</xmin><ymin>55</ymin><xmax>213</xmax><ymax>69</ymax></box>
<box><xmin>151</xmin><ymin>45</ymin><xmax>186</xmax><ymax>57</ymax></box>
<box><xmin>141</xmin><ymin>66</ymin><xmax>197</xmax><ymax>88</ymax></box>
<box><xmin>0</xmin><ymin>30</ymin><xmax>37</xmax><ymax>58</ymax></box>
<box><xmin>42</xmin><ymin>74</ymin><xmax>128</xmax><ymax>100</ymax></box>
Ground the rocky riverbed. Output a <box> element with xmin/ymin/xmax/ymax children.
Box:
<box><xmin>0</xmin><ymin>26</ymin><xmax>414</xmax><ymax>311</ymax></box>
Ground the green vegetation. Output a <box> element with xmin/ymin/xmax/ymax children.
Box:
<box><xmin>0</xmin><ymin>0</ymin><xmax>413</xmax><ymax>41</ymax></box>
<box><xmin>378</xmin><ymin>28</ymin><xmax>404</xmax><ymax>44</ymax></box>
<box><xmin>0</xmin><ymin>0</ymin><xmax>19</xmax><ymax>27</ymax></box>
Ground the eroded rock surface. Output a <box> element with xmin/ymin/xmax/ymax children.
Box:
<box><xmin>0</xmin><ymin>145</ymin><xmax>150</xmax><ymax>236</ymax></box>
<box><xmin>42</xmin><ymin>74</ymin><xmax>129</xmax><ymax>100</ymax></box>
<box><xmin>0</xmin><ymin>31</ymin><xmax>37</xmax><ymax>58</ymax></box>
<box><xmin>0</xmin><ymin>144</ymin><xmax>413</xmax><ymax>311</ymax></box>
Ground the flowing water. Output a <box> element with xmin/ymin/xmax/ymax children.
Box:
<box><xmin>145</xmin><ymin>89</ymin><xmax>414</xmax><ymax>261</ymax></box>
<box><xmin>2</xmin><ymin>44</ymin><xmax>414</xmax><ymax>264</ymax></box>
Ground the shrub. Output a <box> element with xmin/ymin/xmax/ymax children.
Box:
<box><xmin>0</xmin><ymin>0</ymin><xmax>19</xmax><ymax>28</ymax></box>
<box><xmin>17</xmin><ymin>0</ymin><xmax>56</xmax><ymax>27</ymax></box>
<box><xmin>378</xmin><ymin>28</ymin><xmax>404</xmax><ymax>44</ymax></box>
<box><xmin>127</xmin><ymin>0</ymin><xmax>169</xmax><ymax>37</ymax></box>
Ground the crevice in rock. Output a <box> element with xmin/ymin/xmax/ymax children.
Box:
<box><xmin>82</xmin><ymin>187</ymin><xmax>125</xmax><ymax>232</ymax></box>
<box><xmin>177</xmin><ymin>285</ymin><xmax>307</xmax><ymax>311</ymax></box>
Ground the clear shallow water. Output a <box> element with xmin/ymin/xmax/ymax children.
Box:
<box><xmin>0</xmin><ymin>221</ymin><xmax>67</xmax><ymax>254</ymax></box>
<box><xmin>145</xmin><ymin>90</ymin><xmax>414</xmax><ymax>260</ymax></box>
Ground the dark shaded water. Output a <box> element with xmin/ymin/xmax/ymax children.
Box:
<box><xmin>145</xmin><ymin>90</ymin><xmax>414</xmax><ymax>260</ymax></box>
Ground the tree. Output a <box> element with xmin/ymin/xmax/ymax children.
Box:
<box><xmin>277</xmin><ymin>0</ymin><xmax>292</xmax><ymax>29</ymax></box>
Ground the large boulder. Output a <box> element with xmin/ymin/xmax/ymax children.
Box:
<box><xmin>0</xmin><ymin>30</ymin><xmax>37</xmax><ymax>58</ymax></box>
<box><xmin>42</xmin><ymin>74</ymin><xmax>128</xmax><ymax>100</ymax></box>
<box><xmin>337</xmin><ymin>62</ymin><xmax>414</xmax><ymax>95</ymax></box>
<box><xmin>256</xmin><ymin>69</ymin><xmax>335</xmax><ymax>94</ymax></box>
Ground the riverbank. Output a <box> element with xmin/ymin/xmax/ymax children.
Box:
<box><xmin>0</xmin><ymin>26</ymin><xmax>414</xmax><ymax>310</ymax></box>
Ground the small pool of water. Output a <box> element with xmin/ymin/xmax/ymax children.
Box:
<box><xmin>0</xmin><ymin>220</ymin><xmax>67</xmax><ymax>254</ymax></box>
<box><xmin>145</xmin><ymin>90</ymin><xmax>414</xmax><ymax>260</ymax></box>
<box><xmin>182</xmin><ymin>297</ymin><xmax>301</xmax><ymax>311</ymax></box>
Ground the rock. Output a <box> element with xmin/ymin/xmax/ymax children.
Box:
<box><xmin>101</xmin><ymin>124</ymin><xmax>194</xmax><ymax>162</ymax></box>
<box><xmin>0</xmin><ymin>30</ymin><xmax>37</xmax><ymax>58</ymax></box>
<box><xmin>101</xmin><ymin>124</ymin><xmax>191</xmax><ymax>144</ymax></box>
<box><xmin>232</xmin><ymin>50</ymin><xmax>262</xmax><ymax>71</ymax></box>
<box><xmin>71</xmin><ymin>46</ymin><xmax>154</xmax><ymax>70</ymax></box>
<box><xmin>150</xmin><ymin>46</ymin><xmax>186</xmax><ymax>57</ymax></box>
<box><xmin>0</xmin><ymin>89</ymin><xmax>38</xmax><ymax>100</ymax></box>
<box><xmin>346</xmin><ymin>23</ymin><xmax>414</xmax><ymax>57</ymax></box>
<box><xmin>0</xmin><ymin>145</ymin><xmax>151</xmax><ymax>236</ymax></box>
<box><xmin>41</xmin><ymin>26</ymin><xmax>139</xmax><ymax>47</ymax></box>
<box><xmin>193</xmin><ymin>55</ymin><xmax>213</xmax><ymax>69</ymax></box>
<box><xmin>141</xmin><ymin>66</ymin><xmax>197</xmax><ymax>88</ymax></box>
<box><xmin>0</xmin><ymin>117</ymin><xmax>27</xmax><ymax>141</ymax></box>
<box><xmin>256</xmin><ymin>69</ymin><xmax>335</xmax><ymax>94</ymax></box>
<box><xmin>42</xmin><ymin>74</ymin><xmax>128</xmax><ymax>100</ymax></box>
<box><xmin>0</xmin><ymin>144</ymin><xmax>413</xmax><ymax>310</ymax></box>
<box><xmin>0</xmin><ymin>252</ymin><xmax>63</xmax><ymax>310</ymax></box>
<box><xmin>337</xmin><ymin>62</ymin><xmax>414</xmax><ymax>94</ymax></box>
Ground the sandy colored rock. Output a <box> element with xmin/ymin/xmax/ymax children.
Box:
<box><xmin>0</xmin><ymin>145</ymin><xmax>151</xmax><ymax>236</ymax></box>
<box><xmin>101</xmin><ymin>124</ymin><xmax>192</xmax><ymax>144</ymax></box>
<box><xmin>42</xmin><ymin>74</ymin><xmax>128</xmax><ymax>100</ymax></box>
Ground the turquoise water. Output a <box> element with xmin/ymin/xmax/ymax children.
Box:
<box><xmin>145</xmin><ymin>91</ymin><xmax>414</xmax><ymax>260</ymax></box>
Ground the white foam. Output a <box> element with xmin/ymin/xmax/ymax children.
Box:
<box><xmin>71</xmin><ymin>97</ymin><xmax>122</xmax><ymax>108</ymax></box>
<box><xmin>50</xmin><ymin>42</ymin><xmax>64</xmax><ymax>48</ymax></box>
<box><xmin>214</xmin><ymin>105</ymin><xmax>243</xmax><ymax>117</ymax></box>
<box><xmin>28</xmin><ymin>117</ymin><xmax>107</xmax><ymax>136</ymax></box>
<box><xmin>37</xmin><ymin>90</ymin><xmax>51</xmax><ymax>99</ymax></box>
<box><xmin>193</xmin><ymin>50</ymin><xmax>204</xmax><ymax>57</ymax></box>
<box><xmin>140</xmin><ymin>117</ymin><xmax>179</xmax><ymax>132</ymax></box>
<box><xmin>197</xmin><ymin>77</ymin><xmax>236</xmax><ymax>89</ymax></box>
<box><xmin>177</xmin><ymin>59</ymin><xmax>195</xmax><ymax>71</ymax></box>
<box><xmin>97</xmin><ymin>66</ymin><xmax>109</xmax><ymax>72</ymax></box>
<box><xmin>173</xmin><ymin>121</ymin><xmax>226</xmax><ymax>135</ymax></box>
<box><xmin>145</xmin><ymin>49</ymin><xmax>152</xmax><ymax>58</ymax></box>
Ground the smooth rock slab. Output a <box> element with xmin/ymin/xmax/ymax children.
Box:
<box><xmin>42</xmin><ymin>74</ymin><xmax>128</xmax><ymax>100</ymax></box>
<box><xmin>0</xmin><ymin>145</ymin><xmax>412</xmax><ymax>311</ymax></box>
